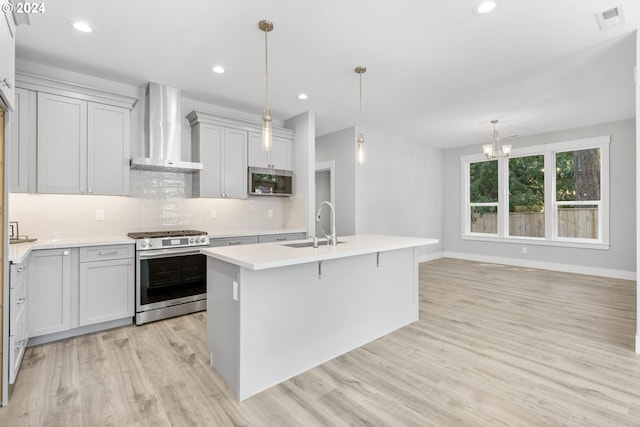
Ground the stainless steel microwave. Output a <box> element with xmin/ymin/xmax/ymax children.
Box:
<box><xmin>248</xmin><ymin>167</ymin><xmax>293</xmax><ymax>196</ymax></box>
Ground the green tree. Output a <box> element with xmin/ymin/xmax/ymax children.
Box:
<box><xmin>508</xmin><ymin>155</ymin><xmax>544</xmax><ymax>212</ymax></box>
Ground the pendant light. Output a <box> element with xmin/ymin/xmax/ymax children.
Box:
<box><xmin>355</xmin><ymin>66</ymin><xmax>367</xmax><ymax>165</ymax></box>
<box><xmin>482</xmin><ymin>119</ymin><xmax>511</xmax><ymax>159</ymax></box>
<box><xmin>259</xmin><ymin>20</ymin><xmax>274</xmax><ymax>151</ymax></box>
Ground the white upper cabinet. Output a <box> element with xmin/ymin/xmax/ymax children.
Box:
<box><xmin>187</xmin><ymin>110</ymin><xmax>295</xmax><ymax>199</ymax></box>
<box><xmin>9</xmin><ymin>88</ymin><xmax>36</xmax><ymax>193</ymax></box>
<box><xmin>37</xmin><ymin>93</ymin><xmax>88</xmax><ymax>194</ymax></box>
<box><xmin>14</xmin><ymin>73</ymin><xmax>138</xmax><ymax>195</ymax></box>
<box><xmin>0</xmin><ymin>4</ymin><xmax>16</xmax><ymax>110</ymax></box>
<box><xmin>87</xmin><ymin>103</ymin><xmax>130</xmax><ymax>195</ymax></box>
<box><xmin>191</xmin><ymin>122</ymin><xmax>247</xmax><ymax>199</ymax></box>
<box><xmin>248</xmin><ymin>132</ymin><xmax>291</xmax><ymax>170</ymax></box>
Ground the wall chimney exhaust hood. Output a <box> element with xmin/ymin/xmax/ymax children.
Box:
<box><xmin>130</xmin><ymin>83</ymin><xmax>203</xmax><ymax>173</ymax></box>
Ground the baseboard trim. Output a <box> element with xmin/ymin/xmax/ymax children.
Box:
<box><xmin>417</xmin><ymin>252</ymin><xmax>444</xmax><ymax>263</ymax></box>
<box><xmin>437</xmin><ymin>251</ymin><xmax>636</xmax><ymax>281</ymax></box>
<box><xmin>27</xmin><ymin>317</ymin><xmax>133</xmax><ymax>347</ymax></box>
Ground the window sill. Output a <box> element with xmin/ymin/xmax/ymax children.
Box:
<box><xmin>461</xmin><ymin>234</ymin><xmax>610</xmax><ymax>250</ymax></box>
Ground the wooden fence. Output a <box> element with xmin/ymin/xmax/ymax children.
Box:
<box><xmin>471</xmin><ymin>208</ymin><xmax>597</xmax><ymax>239</ymax></box>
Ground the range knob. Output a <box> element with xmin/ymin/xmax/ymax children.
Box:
<box><xmin>140</xmin><ymin>240</ymin><xmax>148</xmax><ymax>249</ymax></box>
<box><xmin>189</xmin><ymin>238</ymin><xmax>194</xmax><ymax>244</ymax></box>
<box><xmin>200</xmin><ymin>237</ymin><xmax>207</xmax><ymax>243</ymax></box>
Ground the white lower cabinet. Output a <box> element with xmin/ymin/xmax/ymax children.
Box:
<box><xmin>29</xmin><ymin>244</ymin><xmax>134</xmax><ymax>339</ymax></box>
<box><xmin>9</xmin><ymin>258</ymin><xmax>29</xmax><ymax>384</ymax></box>
<box><xmin>28</xmin><ymin>248</ymin><xmax>73</xmax><ymax>337</ymax></box>
<box><xmin>79</xmin><ymin>248</ymin><xmax>134</xmax><ymax>326</ymax></box>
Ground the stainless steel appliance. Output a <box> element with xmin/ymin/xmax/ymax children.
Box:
<box><xmin>248</xmin><ymin>167</ymin><xmax>293</xmax><ymax>196</ymax></box>
<box><xmin>128</xmin><ymin>230</ymin><xmax>210</xmax><ymax>325</ymax></box>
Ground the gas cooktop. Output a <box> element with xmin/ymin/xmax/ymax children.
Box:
<box><xmin>127</xmin><ymin>230</ymin><xmax>207</xmax><ymax>239</ymax></box>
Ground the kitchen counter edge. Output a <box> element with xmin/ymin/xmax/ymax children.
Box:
<box><xmin>201</xmin><ymin>234</ymin><xmax>439</xmax><ymax>271</ymax></box>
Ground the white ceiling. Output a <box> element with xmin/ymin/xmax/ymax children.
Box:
<box><xmin>13</xmin><ymin>0</ymin><xmax>640</xmax><ymax>148</ymax></box>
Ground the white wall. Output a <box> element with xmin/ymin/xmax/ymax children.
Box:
<box><xmin>316</xmin><ymin>127</ymin><xmax>357</xmax><ymax>236</ymax></box>
<box><xmin>443</xmin><ymin>119</ymin><xmax>636</xmax><ymax>278</ymax></box>
<box><xmin>285</xmin><ymin>111</ymin><xmax>316</xmax><ymax>238</ymax></box>
<box><xmin>354</xmin><ymin>129</ymin><xmax>443</xmax><ymax>258</ymax></box>
<box><xmin>316</xmin><ymin>127</ymin><xmax>444</xmax><ymax>257</ymax></box>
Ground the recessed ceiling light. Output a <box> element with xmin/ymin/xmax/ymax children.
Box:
<box><xmin>297</xmin><ymin>93</ymin><xmax>308</xmax><ymax>100</ymax></box>
<box><xmin>70</xmin><ymin>20</ymin><xmax>93</xmax><ymax>33</ymax></box>
<box><xmin>473</xmin><ymin>0</ymin><xmax>498</xmax><ymax>15</ymax></box>
<box><xmin>212</xmin><ymin>66</ymin><xmax>225</xmax><ymax>74</ymax></box>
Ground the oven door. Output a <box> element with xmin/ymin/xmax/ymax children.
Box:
<box><xmin>136</xmin><ymin>248</ymin><xmax>206</xmax><ymax>311</ymax></box>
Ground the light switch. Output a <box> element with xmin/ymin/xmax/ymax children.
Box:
<box><xmin>96</xmin><ymin>209</ymin><xmax>105</xmax><ymax>221</ymax></box>
<box><xmin>210</xmin><ymin>209</ymin><xmax>217</xmax><ymax>218</ymax></box>
<box><xmin>268</xmin><ymin>209</ymin><xmax>273</xmax><ymax>218</ymax></box>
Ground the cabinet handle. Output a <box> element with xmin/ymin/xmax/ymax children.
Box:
<box><xmin>276</xmin><ymin>237</ymin><xmax>287</xmax><ymax>241</ymax></box>
<box><xmin>228</xmin><ymin>241</ymin><xmax>242</xmax><ymax>245</ymax></box>
<box><xmin>63</xmin><ymin>250</ymin><xmax>70</xmax><ymax>256</ymax></box>
<box><xmin>17</xmin><ymin>296</ymin><xmax>25</xmax><ymax>305</ymax></box>
<box><xmin>88</xmin><ymin>188</ymin><xmax>93</xmax><ymax>193</ymax></box>
<box><xmin>98</xmin><ymin>250</ymin><xmax>118</xmax><ymax>256</ymax></box>
<box><xmin>16</xmin><ymin>266</ymin><xmax>25</xmax><ymax>272</ymax></box>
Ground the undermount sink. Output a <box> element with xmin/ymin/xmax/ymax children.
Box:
<box><xmin>283</xmin><ymin>240</ymin><xmax>344</xmax><ymax>248</ymax></box>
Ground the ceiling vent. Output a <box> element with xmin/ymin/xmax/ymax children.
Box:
<box><xmin>596</xmin><ymin>4</ymin><xmax>625</xmax><ymax>30</ymax></box>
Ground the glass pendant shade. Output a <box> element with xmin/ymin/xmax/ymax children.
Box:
<box><xmin>357</xmin><ymin>133</ymin><xmax>365</xmax><ymax>166</ymax></box>
<box><xmin>262</xmin><ymin>108</ymin><xmax>272</xmax><ymax>151</ymax></box>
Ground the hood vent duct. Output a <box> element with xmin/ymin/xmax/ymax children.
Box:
<box><xmin>130</xmin><ymin>82</ymin><xmax>203</xmax><ymax>173</ymax></box>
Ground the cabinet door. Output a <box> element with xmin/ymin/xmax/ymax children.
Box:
<box><xmin>9</xmin><ymin>88</ymin><xmax>37</xmax><ymax>193</ymax></box>
<box><xmin>9</xmin><ymin>305</ymin><xmax>27</xmax><ymax>384</ymax></box>
<box><xmin>248</xmin><ymin>132</ymin><xmax>290</xmax><ymax>170</ymax></box>
<box><xmin>0</xmin><ymin>6</ymin><xmax>15</xmax><ymax>110</ymax></box>
<box><xmin>248</xmin><ymin>132</ymin><xmax>269</xmax><ymax>168</ymax></box>
<box><xmin>270</xmin><ymin>137</ymin><xmax>291</xmax><ymax>170</ymax></box>
<box><xmin>193</xmin><ymin>124</ymin><xmax>223</xmax><ymax>198</ymax></box>
<box><xmin>79</xmin><ymin>258</ymin><xmax>134</xmax><ymax>326</ymax></box>
<box><xmin>87</xmin><ymin>103</ymin><xmax>130</xmax><ymax>195</ymax></box>
<box><xmin>28</xmin><ymin>249</ymin><xmax>72</xmax><ymax>337</ymax></box>
<box><xmin>37</xmin><ymin>93</ymin><xmax>87</xmax><ymax>194</ymax></box>
<box><xmin>223</xmin><ymin>128</ymin><xmax>248</xmax><ymax>199</ymax></box>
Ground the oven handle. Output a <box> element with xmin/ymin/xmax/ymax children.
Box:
<box><xmin>138</xmin><ymin>247</ymin><xmax>205</xmax><ymax>260</ymax></box>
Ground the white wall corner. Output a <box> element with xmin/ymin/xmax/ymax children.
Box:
<box><xmin>636</xmin><ymin>332</ymin><xmax>640</xmax><ymax>353</ymax></box>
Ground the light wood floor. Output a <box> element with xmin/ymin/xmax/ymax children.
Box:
<box><xmin>1</xmin><ymin>258</ymin><xmax>639</xmax><ymax>426</ymax></box>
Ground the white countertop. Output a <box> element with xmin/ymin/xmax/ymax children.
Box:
<box><xmin>201</xmin><ymin>234</ymin><xmax>439</xmax><ymax>270</ymax></box>
<box><xmin>8</xmin><ymin>236</ymin><xmax>135</xmax><ymax>264</ymax></box>
<box><xmin>7</xmin><ymin>230</ymin><xmax>307</xmax><ymax>264</ymax></box>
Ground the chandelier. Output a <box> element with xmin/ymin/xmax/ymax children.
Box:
<box><xmin>483</xmin><ymin>119</ymin><xmax>511</xmax><ymax>159</ymax></box>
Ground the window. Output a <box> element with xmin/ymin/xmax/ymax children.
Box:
<box><xmin>462</xmin><ymin>136</ymin><xmax>609</xmax><ymax>249</ymax></box>
<box><xmin>509</xmin><ymin>155</ymin><xmax>545</xmax><ymax>238</ymax></box>
<box><xmin>555</xmin><ymin>148</ymin><xmax>601</xmax><ymax>240</ymax></box>
<box><xmin>469</xmin><ymin>160</ymin><xmax>498</xmax><ymax>234</ymax></box>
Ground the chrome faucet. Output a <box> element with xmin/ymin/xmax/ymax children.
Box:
<box><xmin>316</xmin><ymin>201</ymin><xmax>337</xmax><ymax>246</ymax></box>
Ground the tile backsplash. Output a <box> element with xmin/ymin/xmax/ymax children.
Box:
<box><xmin>9</xmin><ymin>192</ymin><xmax>306</xmax><ymax>239</ymax></box>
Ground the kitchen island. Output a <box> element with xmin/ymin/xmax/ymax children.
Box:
<box><xmin>201</xmin><ymin>234</ymin><xmax>438</xmax><ymax>400</ymax></box>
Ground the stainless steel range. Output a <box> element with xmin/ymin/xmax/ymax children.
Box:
<box><xmin>128</xmin><ymin>230</ymin><xmax>210</xmax><ymax>325</ymax></box>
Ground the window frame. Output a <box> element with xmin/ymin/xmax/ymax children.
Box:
<box><xmin>461</xmin><ymin>135</ymin><xmax>610</xmax><ymax>250</ymax></box>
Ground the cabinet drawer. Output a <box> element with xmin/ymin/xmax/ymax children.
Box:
<box><xmin>80</xmin><ymin>244</ymin><xmax>134</xmax><ymax>262</ymax></box>
<box><xmin>209</xmin><ymin>236</ymin><xmax>257</xmax><ymax>247</ymax></box>
<box><xmin>258</xmin><ymin>233</ymin><xmax>306</xmax><ymax>243</ymax></box>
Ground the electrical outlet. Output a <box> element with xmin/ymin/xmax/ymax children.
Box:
<box><xmin>96</xmin><ymin>209</ymin><xmax>105</xmax><ymax>221</ymax></box>
<box><xmin>268</xmin><ymin>209</ymin><xmax>273</xmax><ymax>218</ymax></box>
<box><xmin>522</xmin><ymin>247</ymin><xmax>527</xmax><ymax>254</ymax></box>
<box><xmin>210</xmin><ymin>209</ymin><xmax>217</xmax><ymax>218</ymax></box>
